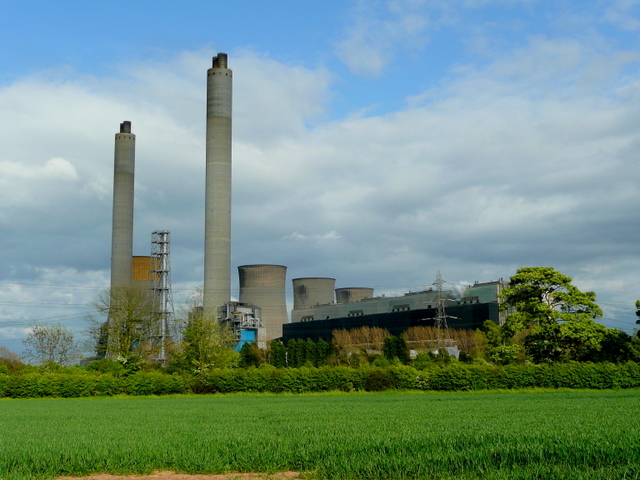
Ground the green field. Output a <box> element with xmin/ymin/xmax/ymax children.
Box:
<box><xmin>1</xmin><ymin>390</ymin><xmax>639</xmax><ymax>480</ymax></box>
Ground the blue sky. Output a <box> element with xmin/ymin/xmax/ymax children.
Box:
<box><xmin>1</xmin><ymin>0</ymin><xmax>640</xmax><ymax>355</ymax></box>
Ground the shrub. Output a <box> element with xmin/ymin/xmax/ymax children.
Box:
<box><xmin>1</xmin><ymin>362</ymin><xmax>640</xmax><ymax>398</ymax></box>
<box><xmin>87</xmin><ymin>358</ymin><xmax>127</xmax><ymax>376</ymax></box>
<box><xmin>124</xmin><ymin>372</ymin><xmax>189</xmax><ymax>396</ymax></box>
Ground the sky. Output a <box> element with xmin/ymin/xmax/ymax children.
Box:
<box><xmin>1</xmin><ymin>0</ymin><xmax>640</xmax><ymax>355</ymax></box>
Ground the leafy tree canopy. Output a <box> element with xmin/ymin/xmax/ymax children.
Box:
<box><xmin>170</xmin><ymin>312</ymin><xmax>237</xmax><ymax>374</ymax></box>
<box><xmin>500</xmin><ymin>267</ymin><xmax>602</xmax><ymax>336</ymax></box>
<box><xmin>500</xmin><ymin>267</ymin><xmax>608</xmax><ymax>363</ymax></box>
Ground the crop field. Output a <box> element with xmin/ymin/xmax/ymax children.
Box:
<box><xmin>1</xmin><ymin>390</ymin><xmax>639</xmax><ymax>480</ymax></box>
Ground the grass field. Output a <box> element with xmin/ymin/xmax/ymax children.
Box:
<box><xmin>1</xmin><ymin>389</ymin><xmax>639</xmax><ymax>480</ymax></box>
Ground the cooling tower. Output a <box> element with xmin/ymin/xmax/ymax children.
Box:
<box><xmin>292</xmin><ymin>277</ymin><xmax>336</xmax><ymax>310</ymax></box>
<box><xmin>238</xmin><ymin>265</ymin><xmax>288</xmax><ymax>341</ymax></box>
<box><xmin>203</xmin><ymin>53</ymin><xmax>232</xmax><ymax>316</ymax></box>
<box><xmin>110</xmin><ymin>121</ymin><xmax>135</xmax><ymax>290</ymax></box>
<box><xmin>335</xmin><ymin>287</ymin><xmax>374</xmax><ymax>304</ymax></box>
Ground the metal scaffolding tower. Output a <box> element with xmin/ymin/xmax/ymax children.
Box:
<box><xmin>151</xmin><ymin>230</ymin><xmax>175</xmax><ymax>363</ymax></box>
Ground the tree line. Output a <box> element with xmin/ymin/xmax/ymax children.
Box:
<box><xmin>2</xmin><ymin>266</ymin><xmax>639</xmax><ymax>375</ymax></box>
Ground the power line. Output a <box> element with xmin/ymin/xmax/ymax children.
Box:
<box><xmin>0</xmin><ymin>301</ymin><xmax>90</xmax><ymax>308</ymax></box>
<box><xmin>0</xmin><ymin>281</ymin><xmax>107</xmax><ymax>290</ymax></box>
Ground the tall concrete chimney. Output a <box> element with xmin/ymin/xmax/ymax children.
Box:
<box><xmin>203</xmin><ymin>53</ymin><xmax>232</xmax><ymax>316</ymax></box>
<box><xmin>110</xmin><ymin>121</ymin><xmax>135</xmax><ymax>290</ymax></box>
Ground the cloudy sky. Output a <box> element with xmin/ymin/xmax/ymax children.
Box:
<box><xmin>1</xmin><ymin>0</ymin><xmax>640</xmax><ymax>354</ymax></box>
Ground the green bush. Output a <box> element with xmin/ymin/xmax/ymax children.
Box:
<box><xmin>86</xmin><ymin>358</ymin><xmax>126</xmax><ymax>376</ymax></box>
<box><xmin>1</xmin><ymin>362</ymin><xmax>639</xmax><ymax>398</ymax></box>
<box><xmin>0</xmin><ymin>373</ymin><xmax>7</xmax><ymax>396</ymax></box>
<box><xmin>124</xmin><ymin>372</ymin><xmax>189</xmax><ymax>396</ymax></box>
<box><xmin>420</xmin><ymin>362</ymin><xmax>640</xmax><ymax>391</ymax></box>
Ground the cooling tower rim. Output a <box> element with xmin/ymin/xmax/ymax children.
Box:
<box><xmin>239</xmin><ymin>264</ymin><xmax>287</xmax><ymax>269</ymax></box>
<box><xmin>292</xmin><ymin>276</ymin><xmax>336</xmax><ymax>281</ymax></box>
<box><xmin>335</xmin><ymin>286</ymin><xmax>374</xmax><ymax>290</ymax></box>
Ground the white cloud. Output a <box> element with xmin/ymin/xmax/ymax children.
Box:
<box><xmin>0</xmin><ymin>327</ymin><xmax>31</xmax><ymax>340</ymax></box>
<box><xmin>284</xmin><ymin>231</ymin><xmax>342</xmax><ymax>241</ymax></box>
<box><xmin>0</xmin><ymin>157</ymin><xmax>77</xmax><ymax>181</ymax></box>
<box><xmin>0</xmin><ymin>157</ymin><xmax>79</xmax><ymax>216</ymax></box>
<box><xmin>233</xmin><ymin>51</ymin><xmax>332</xmax><ymax>143</ymax></box>
<box><xmin>605</xmin><ymin>0</ymin><xmax>640</xmax><ymax>31</ymax></box>
<box><xmin>335</xmin><ymin>0</ymin><xmax>431</xmax><ymax>77</ymax></box>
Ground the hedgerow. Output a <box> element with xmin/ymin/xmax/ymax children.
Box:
<box><xmin>0</xmin><ymin>362</ymin><xmax>639</xmax><ymax>398</ymax></box>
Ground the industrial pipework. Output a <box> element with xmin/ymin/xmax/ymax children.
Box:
<box><xmin>203</xmin><ymin>53</ymin><xmax>233</xmax><ymax>316</ymax></box>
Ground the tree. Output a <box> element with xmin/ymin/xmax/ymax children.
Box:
<box><xmin>238</xmin><ymin>342</ymin><xmax>265</xmax><ymax>368</ymax></box>
<box><xmin>288</xmin><ymin>339</ymin><xmax>301</xmax><ymax>367</ymax></box>
<box><xmin>501</xmin><ymin>267</ymin><xmax>603</xmax><ymax>332</ymax></box>
<box><xmin>0</xmin><ymin>346</ymin><xmax>21</xmax><ymax>363</ymax></box>
<box><xmin>91</xmin><ymin>285</ymin><xmax>163</xmax><ymax>362</ymax></box>
<box><xmin>500</xmin><ymin>267</ymin><xmax>605</xmax><ymax>362</ymax></box>
<box><xmin>402</xmin><ymin>326</ymin><xmax>486</xmax><ymax>359</ymax></box>
<box><xmin>304</xmin><ymin>338</ymin><xmax>318</xmax><ymax>366</ymax></box>
<box><xmin>268</xmin><ymin>339</ymin><xmax>287</xmax><ymax>368</ymax></box>
<box><xmin>383</xmin><ymin>336</ymin><xmax>409</xmax><ymax>364</ymax></box>
<box><xmin>583</xmin><ymin>328</ymin><xmax>640</xmax><ymax>363</ymax></box>
<box><xmin>332</xmin><ymin>326</ymin><xmax>391</xmax><ymax>361</ymax></box>
<box><xmin>636</xmin><ymin>300</ymin><xmax>640</xmax><ymax>338</ymax></box>
<box><xmin>480</xmin><ymin>320</ymin><xmax>523</xmax><ymax>365</ymax></box>
<box><xmin>167</xmin><ymin>286</ymin><xmax>237</xmax><ymax>373</ymax></box>
<box><xmin>22</xmin><ymin>323</ymin><xmax>78</xmax><ymax>366</ymax></box>
<box><xmin>86</xmin><ymin>358</ymin><xmax>126</xmax><ymax>376</ymax></box>
<box><xmin>172</xmin><ymin>312</ymin><xmax>237</xmax><ymax>374</ymax></box>
<box><xmin>316</xmin><ymin>338</ymin><xmax>333</xmax><ymax>366</ymax></box>
<box><xmin>0</xmin><ymin>346</ymin><xmax>25</xmax><ymax>373</ymax></box>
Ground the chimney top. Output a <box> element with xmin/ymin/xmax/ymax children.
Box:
<box><xmin>212</xmin><ymin>53</ymin><xmax>228</xmax><ymax>69</ymax></box>
<box><xmin>120</xmin><ymin>121</ymin><xmax>132</xmax><ymax>134</ymax></box>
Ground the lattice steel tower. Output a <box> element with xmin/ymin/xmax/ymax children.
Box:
<box><xmin>432</xmin><ymin>271</ymin><xmax>458</xmax><ymax>346</ymax></box>
<box><xmin>151</xmin><ymin>230</ymin><xmax>175</xmax><ymax>363</ymax></box>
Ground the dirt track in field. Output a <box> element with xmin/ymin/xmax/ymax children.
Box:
<box><xmin>56</xmin><ymin>471</ymin><xmax>304</xmax><ymax>480</ymax></box>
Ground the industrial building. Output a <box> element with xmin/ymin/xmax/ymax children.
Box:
<box><xmin>283</xmin><ymin>279</ymin><xmax>508</xmax><ymax>342</ymax></box>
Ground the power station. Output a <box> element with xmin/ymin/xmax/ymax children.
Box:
<box><xmin>107</xmin><ymin>53</ymin><xmax>504</xmax><ymax>356</ymax></box>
